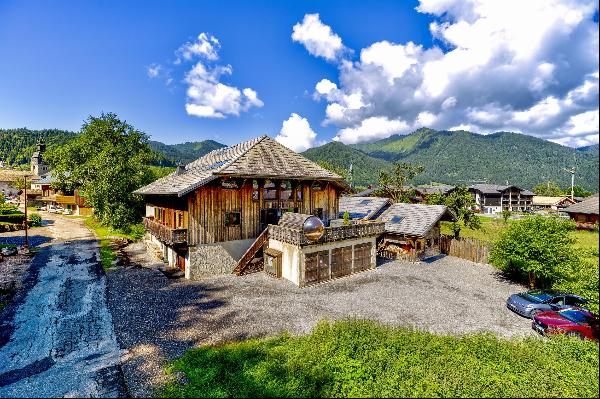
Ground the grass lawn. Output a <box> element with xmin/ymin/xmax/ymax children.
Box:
<box><xmin>162</xmin><ymin>320</ymin><xmax>599</xmax><ymax>398</ymax></box>
<box><xmin>83</xmin><ymin>217</ymin><xmax>144</xmax><ymax>271</ymax></box>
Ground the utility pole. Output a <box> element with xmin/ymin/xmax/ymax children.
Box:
<box><xmin>564</xmin><ymin>167</ymin><xmax>576</xmax><ymax>200</ymax></box>
<box><xmin>23</xmin><ymin>174</ymin><xmax>31</xmax><ymax>251</ymax></box>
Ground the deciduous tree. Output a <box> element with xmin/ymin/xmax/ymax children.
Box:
<box><xmin>444</xmin><ymin>185</ymin><xmax>481</xmax><ymax>238</ymax></box>
<box><xmin>376</xmin><ymin>161</ymin><xmax>424</xmax><ymax>203</ymax></box>
<box><xmin>48</xmin><ymin>113</ymin><xmax>155</xmax><ymax>229</ymax></box>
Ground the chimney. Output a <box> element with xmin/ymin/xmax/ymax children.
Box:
<box><xmin>176</xmin><ymin>164</ymin><xmax>185</xmax><ymax>175</ymax></box>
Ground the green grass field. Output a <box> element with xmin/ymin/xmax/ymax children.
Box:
<box><xmin>83</xmin><ymin>217</ymin><xmax>144</xmax><ymax>270</ymax></box>
<box><xmin>162</xmin><ymin>320</ymin><xmax>599</xmax><ymax>398</ymax></box>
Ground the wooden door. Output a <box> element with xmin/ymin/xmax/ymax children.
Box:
<box><xmin>176</xmin><ymin>253</ymin><xmax>186</xmax><ymax>271</ymax></box>
<box><xmin>305</xmin><ymin>251</ymin><xmax>330</xmax><ymax>285</ymax></box>
<box><xmin>331</xmin><ymin>246</ymin><xmax>352</xmax><ymax>278</ymax></box>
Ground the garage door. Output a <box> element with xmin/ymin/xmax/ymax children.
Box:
<box><xmin>353</xmin><ymin>243</ymin><xmax>372</xmax><ymax>272</ymax></box>
<box><xmin>305</xmin><ymin>250</ymin><xmax>330</xmax><ymax>285</ymax></box>
<box><xmin>331</xmin><ymin>246</ymin><xmax>352</xmax><ymax>278</ymax></box>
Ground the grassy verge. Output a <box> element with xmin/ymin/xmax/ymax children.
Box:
<box><xmin>83</xmin><ymin>217</ymin><xmax>144</xmax><ymax>271</ymax></box>
<box><xmin>162</xmin><ymin>320</ymin><xmax>599</xmax><ymax>398</ymax></box>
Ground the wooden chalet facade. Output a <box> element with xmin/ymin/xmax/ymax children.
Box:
<box><xmin>564</xmin><ymin>196</ymin><xmax>599</xmax><ymax>229</ymax></box>
<box><xmin>469</xmin><ymin>184</ymin><xmax>534</xmax><ymax>214</ymax></box>
<box><xmin>135</xmin><ymin>135</ymin><xmax>375</xmax><ymax>284</ymax></box>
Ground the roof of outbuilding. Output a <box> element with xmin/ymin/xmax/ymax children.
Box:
<box><xmin>277</xmin><ymin>212</ymin><xmax>314</xmax><ymax>230</ymax></box>
<box><xmin>379</xmin><ymin>203</ymin><xmax>455</xmax><ymax>237</ymax></box>
<box><xmin>134</xmin><ymin>135</ymin><xmax>348</xmax><ymax>196</ymax></box>
<box><xmin>339</xmin><ymin>196</ymin><xmax>391</xmax><ymax>220</ymax></box>
<box><xmin>564</xmin><ymin>196</ymin><xmax>599</xmax><ymax>216</ymax></box>
<box><xmin>532</xmin><ymin>196</ymin><xmax>575</xmax><ymax>206</ymax></box>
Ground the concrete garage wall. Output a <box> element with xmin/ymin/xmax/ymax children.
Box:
<box><xmin>188</xmin><ymin>238</ymin><xmax>254</xmax><ymax>279</ymax></box>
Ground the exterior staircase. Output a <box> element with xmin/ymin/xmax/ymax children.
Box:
<box><xmin>233</xmin><ymin>228</ymin><xmax>269</xmax><ymax>275</ymax></box>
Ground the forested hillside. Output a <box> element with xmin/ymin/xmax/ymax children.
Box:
<box><xmin>149</xmin><ymin>140</ymin><xmax>225</xmax><ymax>165</ymax></box>
<box><xmin>348</xmin><ymin>128</ymin><xmax>599</xmax><ymax>191</ymax></box>
<box><xmin>302</xmin><ymin>142</ymin><xmax>391</xmax><ymax>186</ymax></box>
<box><xmin>0</xmin><ymin>128</ymin><xmax>76</xmax><ymax>166</ymax></box>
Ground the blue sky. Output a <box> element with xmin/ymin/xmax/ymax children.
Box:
<box><xmin>1</xmin><ymin>1</ymin><xmax>598</xmax><ymax>149</ymax></box>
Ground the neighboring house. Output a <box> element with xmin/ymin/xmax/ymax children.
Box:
<box><xmin>564</xmin><ymin>196</ymin><xmax>599</xmax><ymax>228</ymax></box>
<box><xmin>29</xmin><ymin>173</ymin><xmax>93</xmax><ymax>216</ymax></box>
<box><xmin>352</xmin><ymin>185</ymin><xmax>379</xmax><ymax>197</ymax></box>
<box><xmin>414</xmin><ymin>184</ymin><xmax>455</xmax><ymax>197</ymax></box>
<box><xmin>378</xmin><ymin>203</ymin><xmax>455</xmax><ymax>260</ymax></box>
<box><xmin>134</xmin><ymin>135</ymin><xmax>386</xmax><ymax>285</ymax></box>
<box><xmin>338</xmin><ymin>196</ymin><xmax>391</xmax><ymax>220</ymax></box>
<box><xmin>0</xmin><ymin>170</ymin><xmax>28</xmax><ymax>197</ymax></box>
<box><xmin>532</xmin><ymin>196</ymin><xmax>576</xmax><ymax>211</ymax></box>
<box><xmin>469</xmin><ymin>184</ymin><xmax>534</xmax><ymax>214</ymax></box>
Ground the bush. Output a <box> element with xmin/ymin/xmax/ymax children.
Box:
<box><xmin>125</xmin><ymin>223</ymin><xmax>146</xmax><ymax>241</ymax></box>
<box><xmin>162</xmin><ymin>320</ymin><xmax>599</xmax><ymax>398</ymax></box>
<box><xmin>28</xmin><ymin>213</ymin><xmax>42</xmax><ymax>227</ymax></box>
<box><xmin>0</xmin><ymin>213</ymin><xmax>26</xmax><ymax>224</ymax></box>
<box><xmin>489</xmin><ymin>216</ymin><xmax>578</xmax><ymax>288</ymax></box>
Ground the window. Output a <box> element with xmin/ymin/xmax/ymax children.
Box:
<box><xmin>391</xmin><ymin>216</ymin><xmax>404</xmax><ymax>223</ymax></box>
<box><xmin>359</xmin><ymin>199</ymin><xmax>371</xmax><ymax>205</ymax></box>
<box><xmin>549</xmin><ymin>296</ymin><xmax>565</xmax><ymax>306</ymax></box>
<box><xmin>296</xmin><ymin>185</ymin><xmax>303</xmax><ymax>201</ymax></box>
<box><xmin>280</xmin><ymin>180</ymin><xmax>293</xmax><ymax>200</ymax></box>
<box><xmin>221</xmin><ymin>179</ymin><xmax>240</xmax><ymax>189</ymax></box>
<box><xmin>565</xmin><ymin>296</ymin><xmax>584</xmax><ymax>306</ymax></box>
<box><xmin>252</xmin><ymin>180</ymin><xmax>259</xmax><ymax>201</ymax></box>
<box><xmin>312</xmin><ymin>208</ymin><xmax>323</xmax><ymax>219</ymax></box>
<box><xmin>263</xmin><ymin>180</ymin><xmax>277</xmax><ymax>200</ymax></box>
<box><xmin>312</xmin><ymin>182</ymin><xmax>323</xmax><ymax>191</ymax></box>
<box><xmin>225</xmin><ymin>212</ymin><xmax>241</xmax><ymax>226</ymax></box>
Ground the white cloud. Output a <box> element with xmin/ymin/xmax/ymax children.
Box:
<box><xmin>292</xmin><ymin>14</ymin><xmax>349</xmax><ymax>61</ymax></box>
<box><xmin>176</xmin><ymin>33</ymin><xmax>220</xmax><ymax>62</ymax></box>
<box><xmin>147</xmin><ymin>64</ymin><xmax>162</xmax><ymax>78</ymax></box>
<box><xmin>300</xmin><ymin>0</ymin><xmax>599</xmax><ymax>147</ymax></box>
<box><xmin>275</xmin><ymin>113</ymin><xmax>318</xmax><ymax>152</ymax></box>
<box><xmin>335</xmin><ymin>117</ymin><xmax>409</xmax><ymax>144</ymax></box>
<box><xmin>173</xmin><ymin>33</ymin><xmax>263</xmax><ymax>119</ymax></box>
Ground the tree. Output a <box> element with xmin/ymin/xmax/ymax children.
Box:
<box><xmin>501</xmin><ymin>208</ymin><xmax>512</xmax><ymax>223</ymax></box>
<box><xmin>47</xmin><ymin>113</ymin><xmax>155</xmax><ymax>229</ymax></box>
<box><xmin>375</xmin><ymin>161</ymin><xmax>424</xmax><ymax>203</ymax></box>
<box><xmin>444</xmin><ymin>185</ymin><xmax>481</xmax><ymax>239</ymax></box>
<box><xmin>533</xmin><ymin>180</ymin><xmax>564</xmax><ymax>196</ymax></box>
<box><xmin>571</xmin><ymin>185</ymin><xmax>592</xmax><ymax>198</ymax></box>
<box><xmin>490</xmin><ymin>216</ymin><xmax>578</xmax><ymax>288</ymax></box>
<box><xmin>425</xmin><ymin>192</ymin><xmax>446</xmax><ymax>205</ymax></box>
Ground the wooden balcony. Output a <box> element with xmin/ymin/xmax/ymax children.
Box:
<box><xmin>143</xmin><ymin>217</ymin><xmax>187</xmax><ymax>245</ymax></box>
<box><xmin>269</xmin><ymin>220</ymin><xmax>385</xmax><ymax>246</ymax></box>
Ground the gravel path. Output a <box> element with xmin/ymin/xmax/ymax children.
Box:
<box><xmin>0</xmin><ymin>215</ymin><xmax>126</xmax><ymax>398</ymax></box>
<box><xmin>107</xmin><ymin>255</ymin><xmax>532</xmax><ymax>397</ymax></box>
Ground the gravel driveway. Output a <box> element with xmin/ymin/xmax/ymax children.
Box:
<box><xmin>107</xmin><ymin>255</ymin><xmax>531</xmax><ymax>397</ymax></box>
<box><xmin>0</xmin><ymin>214</ymin><xmax>125</xmax><ymax>398</ymax></box>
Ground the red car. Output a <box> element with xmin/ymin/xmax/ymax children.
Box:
<box><xmin>532</xmin><ymin>307</ymin><xmax>599</xmax><ymax>341</ymax></box>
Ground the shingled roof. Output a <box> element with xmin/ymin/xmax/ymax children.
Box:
<box><xmin>379</xmin><ymin>203</ymin><xmax>455</xmax><ymax>237</ymax></box>
<box><xmin>339</xmin><ymin>196</ymin><xmax>391</xmax><ymax>220</ymax></box>
<box><xmin>134</xmin><ymin>135</ymin><xmax>347</xmax><ymax>196</ymax></box>
<box><xmin>564</xmin><ymin>196</ymin><xmax>599</xmax><ymax>216</ymax></box>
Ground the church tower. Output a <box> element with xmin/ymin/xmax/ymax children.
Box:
<box><xmin>31</xmin><ymin>139</ymin><xmax>50</xmax><ymax>176</ymax></box>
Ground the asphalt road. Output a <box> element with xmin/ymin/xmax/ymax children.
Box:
<box><xmin>0</xmin><ymin>214</ymin><xmax>125</xmax><ymax>397</ymax></box>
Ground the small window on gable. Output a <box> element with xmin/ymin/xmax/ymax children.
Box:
<box><xmin>225</xmin><ymin>212</ymin><xmax>241</xmax><ymax>226</ymax></box>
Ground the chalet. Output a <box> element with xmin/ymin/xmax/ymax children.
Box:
<box><xmin>414</xmin><ymin>184</ymin><xmax>455</xmax><ymax>197</ymax></box>
<box><xmin>30</xmin><ymin>174</ymin><xmax>93</xmax><ymax>216</ymax></box>
<box><xmin>378</xmin><ymin>203</ymin><xmax>455</xmax><ymax>260</ymax></box>
<box><xmin>0</xmin><ymin>170</ymin><xmax>28</xmax><ymax>197</ymax></box>
<box><xmin>338</xmin><ymin>196</ymin><xmax>391</xmax><ymax>221</ymax></box>
<box><xmin>469</xmin><ymin>184</ymin><xmax>534</xmax><ymax>214</ymax></box>
<box><xmin>134</xmin><ymin>135</ymin><xmax>385</xmax><ymax>285</ymax></box>
<box><xmin>532</xmin><ymin>196</ymin><xmax>576</xmax><ymax>211</ymax></box>
<box><xmin>564</xmin><ymin>196</ymin><xmax>599</xmax><ymax>229</ymax></box>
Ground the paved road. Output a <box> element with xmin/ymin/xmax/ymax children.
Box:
<box><xmin>0</xmin><ymin>215</ymin><xmax>125</xmax><ymax>397</ymax></box>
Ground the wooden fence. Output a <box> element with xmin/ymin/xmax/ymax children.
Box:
<box><xmin>439</xmin><ymin>234</ymin><xmax>491</xmax><ymax>264</ymax></box>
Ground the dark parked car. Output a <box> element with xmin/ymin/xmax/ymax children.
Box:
<box><xmin>506</xmin><ymin>289</ymin><xmax>587</xmax><ymax>318</ymax></box>
<box><xmin>532</xmin><ymin>307</ymin><xmax>599</xmax><ymax>341</ymax></box>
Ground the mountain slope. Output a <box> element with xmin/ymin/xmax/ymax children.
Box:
<box><xmin>302</xmin><ymin>142</ymin><xmax>392</xmax><ymax>186</ymax></box>
<box><xmin>0</xmin><ymin>128</ymin><xmax>77</xmax><ymax>165</ymax></box>
<box><xmin>350</xmin><ymin>128</ymin><xmax>599</xmax><ymax>191</ymax></box>
<box><xmin>149</xmin><ymin>139</ymin><xmax>226</xmax><ymax>165</ymax></box>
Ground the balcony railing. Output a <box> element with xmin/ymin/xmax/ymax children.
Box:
<box><xmin>143</xmin><ymin>217</ymin><xmax>187</xmax><ymax>245</ymax></box>
<box><xmin>269</xmin><ymin>220</ymin><xmax>385</xmax><ymax>246</ymax></box>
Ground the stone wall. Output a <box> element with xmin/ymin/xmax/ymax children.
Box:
<box><xmin>188</xmin><ymin>238</ymin><xmax>254</xmax><ymax>279</ymax></box>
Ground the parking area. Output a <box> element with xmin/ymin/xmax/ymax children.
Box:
<box><xmin>107</xmin><ymin>255</ymin><xmax>532</xmax><ymax>396</ymax></box>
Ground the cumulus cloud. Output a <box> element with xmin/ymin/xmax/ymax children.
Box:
<box><xmin>147</xmin><ymin>64</ymin><xmax>162</xmax><ymax>78</ymax></box>
<box><xmin>173</xmin><ymin>33</ymin><xmax>263</xmax><ymax>119</ymax></box>
<box><xmin>275</xmin><ymin>113</ymin><xmax>318</xmax><ymax>152</ymax></box>
<box><xmin>292</xmin><ymin>14</ymin><xmax>350</xmax><ymax>61</ymax></box>
<box><xmin>297</xmin><ymin>1</ymin><xmax>599</xmax><ymax>146</ymax></box>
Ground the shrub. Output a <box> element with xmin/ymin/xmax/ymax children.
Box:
<box><xmin>126</xmin><ymin>223</ymin><xmax>146</xmax><ymax>241</ymax></box>
<box><xmin>0</xmin><ymin>213</ymin><xmax>26</xmax><ymax>224</ymax></box>
<box><xmin>489</xmin><ymin>216</ymin><xmax>578</xmax><ymax>288</ymax></box>
<box><xmin>28</xmin><ymin>213</ymin><xmax>42</xmax><ymax>227</ymax></box>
